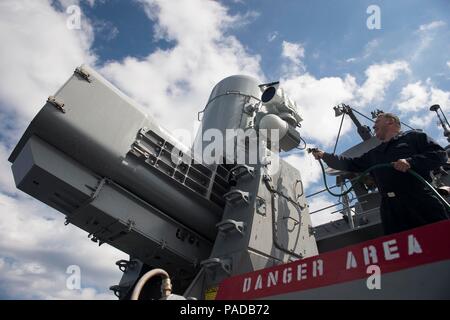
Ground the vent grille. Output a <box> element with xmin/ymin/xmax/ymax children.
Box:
<box><xmin>128</xmin><ymin>128</ymin><xmax>232</xmax><ymax>207</ymax></box>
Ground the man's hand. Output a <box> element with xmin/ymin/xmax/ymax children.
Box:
<box><xmin>311</xmin><ymin>149</ymin><xmax>325</xmax><ymax>160</ymax></box>
<box><xmin>392</xmin><ymin>159</ymin><xmax>411</xmax><ymax>172</ymax></box>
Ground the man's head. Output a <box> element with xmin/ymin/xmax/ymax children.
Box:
<box><xmin>373</xmin><ymin>113</ymin><xmax>401</xmax><ymax>141</ymax></box>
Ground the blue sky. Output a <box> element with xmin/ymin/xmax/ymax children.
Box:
<box><xmin>0</xmin><ymin>0</ymin><xmax>449</xmax><ymax>299</ymax></box>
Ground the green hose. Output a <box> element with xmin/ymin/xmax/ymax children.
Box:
<box><xmin>317</xmin><ymin>159</ymin><xmax>450</xmax><ymax>211</ymax></box>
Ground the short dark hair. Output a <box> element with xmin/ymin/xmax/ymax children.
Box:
<box><xmin>378</xmin><ymin>112</ymin><xmax>401</xmax><ymax>128</ymax></box>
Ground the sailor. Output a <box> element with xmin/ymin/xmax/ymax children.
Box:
<box><xmin>312</xmin><ymin>112</ymin><xmax>449</xmax><ymax>235</ymax></box>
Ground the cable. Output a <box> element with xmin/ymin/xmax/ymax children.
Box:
<box><xmin>197</xmin><ymin>91</ymin><xmax>261</xmax><ymax>121</ymax></box>
<box><xmin>262</xmin><ymin>175</ymin><xmax>304</xmax><ymax>259</ymax></box>
<box><xmin>130</xmin><ymin>268</ymin><xmax>172</xmax><ymax>300</ymax></box>
<box><xmin>351</xmin><ymin>107</ymin><xmax>416</xmax><ymax>131</ymax></box>
<box><xmin>315</xmin><ymin>158</ymin><xmax>450</xmax><ymax>211</ymax></box>
<box><xmin>296</xmin><ymin>136</ymin><xmax>307</xmax><ymax>150</ymax></box>
<box><xmin>350</xmin><ymin>108</ymin><xmax>375</xmax><ymax>123</ymax></box>
<box><xmin>333</xmin><ymin>113</ymin><xmax>345</xmax><ymax>154</ymax></box>
<box><xmin>440</xmin><ymin>110</ymin><xmax>449</xmax><ymax>128</ymax></box>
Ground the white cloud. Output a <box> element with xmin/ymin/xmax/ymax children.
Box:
<box><xmin>93</xmin><ymin>19</ymin><xmax>119</xmax><ymax>41</ymax></box>
<box><xmin>430</xmin><ymin>87</ymin><xmax>450</xmax><ymax>108</ymax></box>
<box><xmin>418</xmin><ymin>20</ymin><xmax>446</xmax><ymax>32</ymax></box>
<box><xmin>447</xmin><ymin>61</ymin><xmax>450</xmax><ymax>69</ymax></box>
<box><xmin>0</xmin><ymin>256</ymin><xmax>117</xmax><ymax>299</ymax></box>
<box><xmin>229</xmin><ymin>10</ymin><xmax>260</xmax><ymax>29</ymax></box>
<box><xmin>408</xmin><ymin>113</ymin><xmax>434</xmax><ymax>129</ymax></box>
<box><xmin>102</xmin><ymin>0</ymin><xmax>264</xmax><ymax>133</ymax></box>
<box><xmin>0</xmin><ymin>144</ymin><xmax>17</xmax><ymax>195</ymax></box>
<box><xmin>279</xmin><ymin>57</ymin><xmax>412</xmax><ymax>146</ymax></box>
<box><xmin>412</xmin><ymin>20</ymin><xmax>447</xmax><ymax>62</ymax></box>
<box><xmin>308</xmin><ymin>195</ymin><xmax>343</xmax><ymax>227</ymax></box>
<box><xmin>0</xmin><ymin>0</ymin><xmax>96</xmax><ymax>125</ymax></box>
<box><xmin>363</xmin><ymin>38</ymin><xmax>380</xmax><ymax>58</ymax></box>
<box><xmin>57</xmin><ymin>0</ymin><xmax>98</xmax><ymax>9</ymax></box>
<box><xmin>283</xmin><ymin>152</ymin><xmax>322</xmax><ymax>189</ymax></box>
<box><xmin>279</xmin><ymin>47</ymin><xmax>404</xmax><ymax>145</ymax></box>
<box><xmin>281</xmin><ymin>41</ymin><xmax>306</xmax><ymax>75</ymax></box>
<box><xmin>437</xmin><ymin>137</ymin><xmax>449</xmax><ymax>148</ymax></box>
<box><xmin>0</xmin><ymin>193</ymin><xmax>126</xmax><ymax>299</ymax></box>
<box><xmin>397</xmin><ymin>81</ymin><xmax>429</xmax><ymax>112</ymax></box>
<box><xmin>357</xmin><ymin>60</ymin><xmax>410</xmax><ymax>106</ymax></box>
<box><xmin>282</xmin><ymin>41</ymin><xmax>305</xmax><ymax>66</ymax></box>
<box><xmin>395</xmin><ymin>81</ymin><xmax>450</xmax><ymax>131</ymax></box>
<box><xmin>85</xmin><ymin>0</ymin><xmax>97</xmax><ymax>7</ymax></box>
<box><xmin>139</xmin><ymin>0</ymin><xmax>235</xmax><ymax>44</ymax></box>
<box><xmin>343</xmin><ymin>39</ymin><xmax>380</xmax><ymax>63</ymax></box>
<box><xmin>281</xmin><ymin>73</ymin><xmax>356</xmax><ymax>146</ymax></box>
<box><xmin>267</xmin><ymin>31</ymin><xmax>278</xmax><ymax>42</ymax></box>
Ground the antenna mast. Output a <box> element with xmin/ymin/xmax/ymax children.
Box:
<box><xmin>430</xmin><ymin>104</ymin><xmax>450</xmax><ymax>144</ymax></box>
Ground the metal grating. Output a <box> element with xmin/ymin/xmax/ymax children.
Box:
<box><xmin>128</xmin><ymin>128</ymin><xmax>232</xmax><ymax>207</ymax></box>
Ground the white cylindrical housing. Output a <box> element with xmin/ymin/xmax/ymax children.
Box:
<box><xmin>258</xmin><ymin>114</ymin><xmax>289</xmax><ymax>140</ymax></box>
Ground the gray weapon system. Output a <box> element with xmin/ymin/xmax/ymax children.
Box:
<box><xmin>9</xmin><ymin>65</ymin><xmax>318</xmax><ymax>299</ymax></box>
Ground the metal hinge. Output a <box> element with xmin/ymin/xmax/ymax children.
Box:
<box><xmin>88</xmin><ymin>233</ymin><xmax>104</xmax><ymax>246</ymax></box>
<box><xmin>200</xmin><ymin>257</ymin><xmax>232</xmax><ymax>275</ymax></box>
<box><xmin>223</xmin><ymin>189</ymin><xmax>250</xmax><ymax>206</ymax></box>
<box><xmin>109</xmin><ymin>285</ymin><xmax>126</xmax><ymax>298</ymax></box>
<box><xmin>74</xmin><ymin>66</ymin><xmax>91</xmax><ymax>82</ymax></box>
<box><xmin>227</xmin><ymin>164</ymin><xmax>255</xmax><ymax>182</ymax></box>
<box><xmin>47</xmin><ymin>96</ymin><xmax>65</xmax><ymax>113</ymax></box>
<box><xmin>216</xmin><ymin>219</ymin><xmax>245</xmax><ymax>236</ymax></box>
<box><xmin>115</xmin><ymin>259</ymin><xmax>138</xmax><ymax>273</ymax></box>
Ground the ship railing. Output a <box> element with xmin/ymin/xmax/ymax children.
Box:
<box><xmin>305</xmin><ymin>182</ymin><xmax>381</xmax><ymax>229</ymax></box>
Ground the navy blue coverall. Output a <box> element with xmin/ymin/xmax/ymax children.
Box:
<box><xmin>322</xmin><ymin>130</ymin><xmax>449</xmax><ymax>235</ymax></box>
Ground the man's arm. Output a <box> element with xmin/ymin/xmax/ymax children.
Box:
<box><xmin>312</xmin><ymin>150</ymin><xmax>373</xmax><ymax>172</ymax></box>
<box><xmin>405</xmin><ymin>132</ymin><xmax>448</xmax><ymax>172</ymax></box>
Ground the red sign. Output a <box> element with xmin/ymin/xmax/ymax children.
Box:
<box><xmin>216</xmin><ymin>220</ymin><xmax>450</xmax><ymax>299</ymax></box>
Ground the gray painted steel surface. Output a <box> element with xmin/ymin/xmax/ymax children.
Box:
<box><xmin>268</xmin><ymin>261</ymin><xmax>450</xmax><ymax>299</ymax></box>
<box><xmin>12</xmin><ymin>136</ymin><xmax>212</xmax><ymax>278</ymax></box>
<box><xmin>193</xmin><ymin>75</ymin><xmax>262</xmax><ymax>162</ymax></box>
<box><xmin>9</xmin><ymin>65</ymin><xmax>225</xmax><ymax>241</ymax></box>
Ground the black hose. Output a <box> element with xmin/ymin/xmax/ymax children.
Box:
<box><xmin>317</xmin><ymin>159</ymin><xmax>450</xmax><ymax>211</ymax></box>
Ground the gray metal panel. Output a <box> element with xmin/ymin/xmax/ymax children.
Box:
<box><xmin>196</xmin><ymin>156</ymin><xmax>318</xmax><ymax>296</ymax></box>
<box><xmin>12</xmin><ymin>135</ymin><xmax>212</xmax><ymax>277</ymax></box>
<box><xmin>262</xmin><ymin>157</ymin><xmax>318</xmax><ymax>259</ymax></box>
<box><xmin>12</xmin><ymin>135</ymin><xmax>100</xmax><ymax>215</ymax></box>
<box><xmin>9</xmin><ymin>65</ymin><xmax>148</xmax><ymax>163</ymax></box>
<box><xmin>193</xmin><ymin>75</ymin><xmax>261</xmax><ymax>162</ymax></box>
<box><xmin>9</xmin><ymin>65</ymin><xmax>226</xmax><ymax>241</ymax></box>
<box><xmin>266</xmin><ymin>260</ymin><xmax>450</xmax><ymax>299</ymax></box>
<box><xmin>201</xmin><ymin>75</ymin><xmax>261</xmax><ymax>132</ymax></box>
<box><xmin>316</xmin><ymin>223</ymin><xmax>384</xmax><ymax>253</ymax></box>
